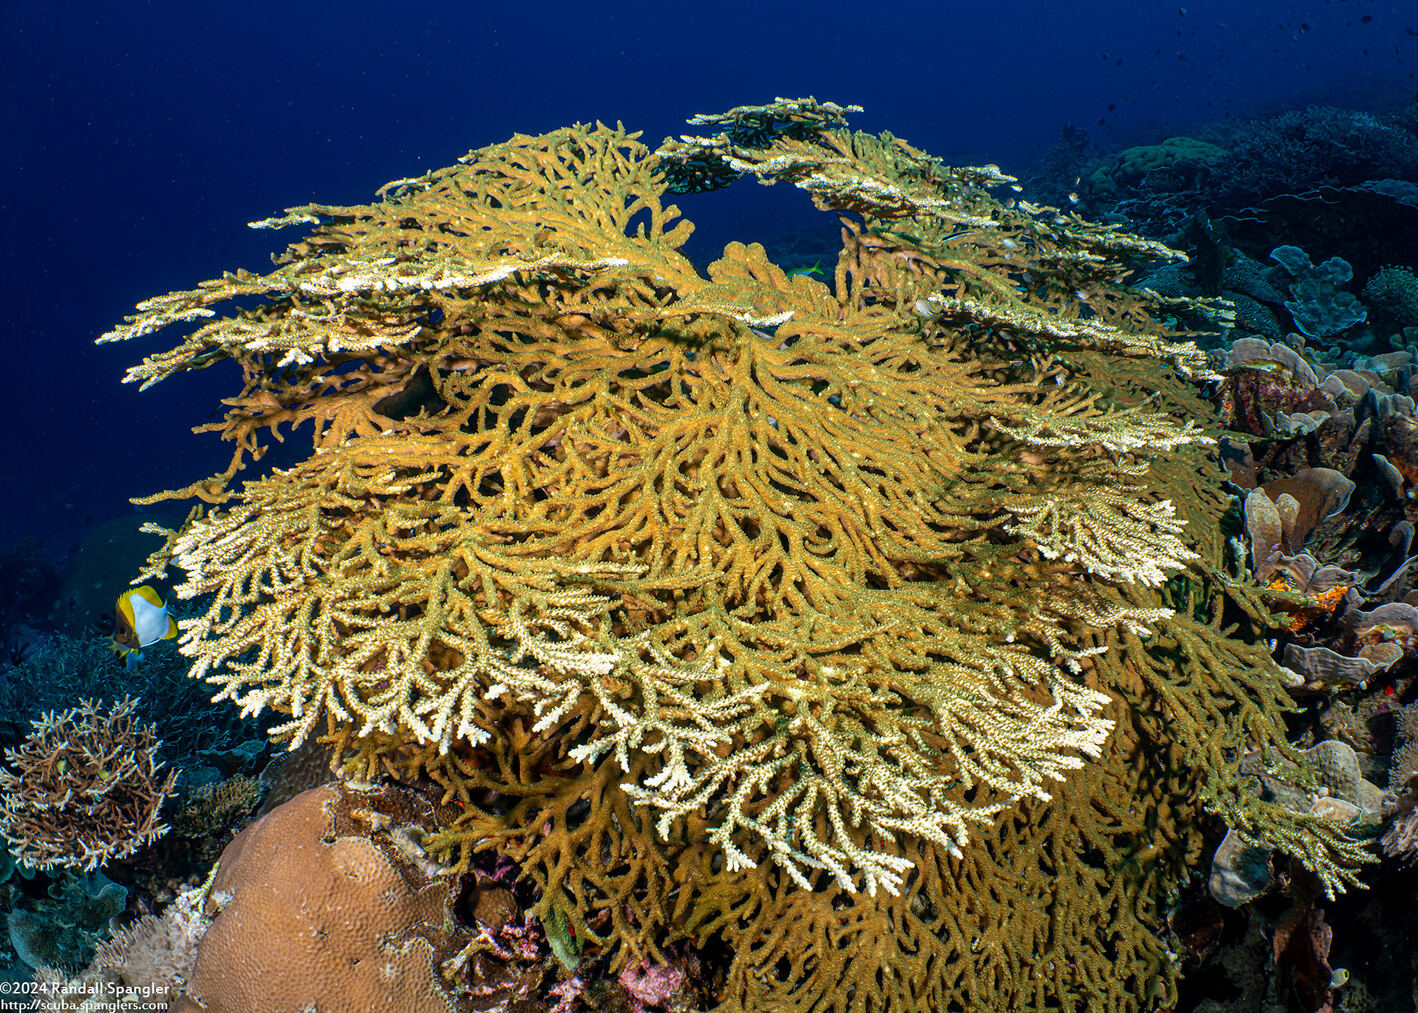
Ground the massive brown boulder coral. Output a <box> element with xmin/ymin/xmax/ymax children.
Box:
<box><xmin>169</xmin><ymin>783</ymin><xmax>469</xmax><ymax>1013</ymax></box>
<box><xmin>104</xmin><ymin>98</ymin><xmax>1368</xmax><ymax>1011</ymax></box>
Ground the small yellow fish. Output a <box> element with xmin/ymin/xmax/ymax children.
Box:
<box><xmin>112</xmin><ymin>585</ymin><xmax>177</xmax><ymax>668</ymax></box>
<box><xmin>787</xmin><ymin>260</ymin><xmax>823</xmax><ymax>278</ymax></box>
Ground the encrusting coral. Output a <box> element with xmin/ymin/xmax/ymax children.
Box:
<box><xmin>103</xmin><ymin>97</ymin><xmax>1370</xmax><ymax>1011</ymax></box>
<box><xmin>0</xmin><ymin>695</ymin><xmax>176</xmax><ymax>871</ymax></box>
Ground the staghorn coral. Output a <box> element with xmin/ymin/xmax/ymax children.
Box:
<box><xmin>103</xmin><ymin>98</ymin><xmax>1368</xmax><ymax>1011</ymax></box>
<box><xmin>165</xmin><ymin>772</ymin><xmax>267</xmax><ymax>870</ymax></box>
<box><xmin>0</xmin><ymin>696</ymin><xmax>176</xmax><ymax>872</ymax></box>
<box><xmin>171</xmin><ymin>773</ymin><xmax>264</xmax><ymax>837</ymax></box>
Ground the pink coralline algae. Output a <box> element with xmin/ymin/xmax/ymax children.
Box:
<box><xmin>618</xmin><ymin>959</ymin><xmax>689</xmax><ymax>1012</ymax></box>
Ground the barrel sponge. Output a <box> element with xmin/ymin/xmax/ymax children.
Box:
<box><xmin>169</xmin><ymin>784</ymin><xmax>467</xmax><ymax>1013</ymax></box>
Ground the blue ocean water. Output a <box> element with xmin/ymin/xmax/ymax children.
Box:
<box><xmin>3</xmin><ymin>0</ymin><xmax>1413</xmax><ymax>552</ymax></box>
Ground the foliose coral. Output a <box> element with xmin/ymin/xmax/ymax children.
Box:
<box><xmin>1218</xmin><ymin>330</ymin><xmax>1418</xmax><ymax>865</ymax></box>
<box><xmin>1271</xmin><ymin>245</ymin><xmax>1367</xmax><ymax>340</ymax></box>
<box><xmin>0</xmin><ymin>696</ymin><xmax>176</xmax><ymax>872</ymax></box>
<box><xmin>8</xmin><ymin>872</ymin><xmax>128</xmax><ymax>973</ymax></box>
<box><xmin>102</xmin><ymin>98</ymin><xmax>1366</xmax><ymax>1012</ymax></box>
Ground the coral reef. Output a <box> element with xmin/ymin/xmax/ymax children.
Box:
<box><xmin>1065</xmin><ymin>101</ymin><xmax>1418</xmax><ymax>348</ymax></box>
<box><xmin>101</xmin><ymin>98</ymin><xmax>1368</xmax><ymax>1011</ymax></box>
<box><xmin>1199</xmin><ymin>105</ymin><xmax>1418</xmax><ymax>217</ymax></box>
<box><xmin>0</xmin><ymin>696</ymin><xmax>176</xmax><ymax>872</ymax></box>
<box><xmin>1208</xmin><ymin>320</ymin><xmax>1418</xmax><ymax>1009</ymax></box>
<box><xmin>0</xmin><ymin>634</ymin><xmax>128</xmax><ymax>747</ymax></box>
<box><xmin>1077</xmin><ymin>102</ymin><xmax>1418</xmax><ymax>230</ymax></box>
<box><xmin>1012</xmin><ymin>93</ymin><xmax>1418</xmax><ymax>1013</ymax></box>
<box><xmin>0</xmin><ymin>622</ymin><xmax>265</xmax><ymax>774</ymax></box>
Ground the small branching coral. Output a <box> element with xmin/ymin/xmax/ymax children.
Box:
<box><xmin>0</xmin><ymin>696</ymin><xmax>177</xmax><ymax>871</ymax></box>
<box><xmin>104</xmin><ymin>98</ymin><xmax>1368</xmax><ymax>1011</ymax></box>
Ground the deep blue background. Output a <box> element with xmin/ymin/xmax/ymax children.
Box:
<box><xmin>4</xmin><ymin>0</ymin><xmax>1414</xmax><ymax>554</ymax></box>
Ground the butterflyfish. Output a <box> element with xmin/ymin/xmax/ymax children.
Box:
<box><xmin>112</xmin><ymin>585</ymin><xmax>177</xmax><ymax>669</ymax></box>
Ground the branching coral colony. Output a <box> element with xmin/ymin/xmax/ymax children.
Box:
<box><xmin>0</xmin><ymin>696</ymin><xmax>176</xmax><ymax>871</ymax></box>
<box><xmin>103</xmin><ymin>99</ymin><xmax>1370</xmax><ymax>1011</ymax></box>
